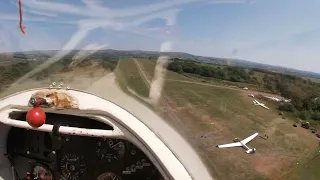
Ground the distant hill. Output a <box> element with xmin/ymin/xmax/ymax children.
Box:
<box><xmin>1</xmin><ymin>49</ymin><xmax>320</xmax><ymax>78</ymax></box>
<box><xmin>224</xmin><ymin>59</ymin><xmax>320</xmax><ymax>79</ymax></box>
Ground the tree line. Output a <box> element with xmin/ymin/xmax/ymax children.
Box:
<box><xmin>168</xmin><ymin>61</ymin><xmax>251</xmax><ymax>83</ymax></box>
<box><xmin>0</xmin><ymin>58</ymin><xmax>118</xmax><ymax>91</ymax></box>
<box><xmin>167</xmin><ymin>60</ymin><xmax>320</xmax><ymax>121</ymax></box>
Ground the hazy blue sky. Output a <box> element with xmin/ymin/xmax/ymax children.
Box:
<box><xmin>0</xmin><ymin>0</ymin><xmax>320</xmax><ymax>72</ymax></box>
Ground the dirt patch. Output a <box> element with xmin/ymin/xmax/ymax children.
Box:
<box><xmin>251</xmin><ymin>155</ymin><xmax>293</xmax><ymax>179</ymax></box>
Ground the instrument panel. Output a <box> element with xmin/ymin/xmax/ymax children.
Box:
<box><xmin>6</xmin><ymin>112</ymin><xmax>163</xmax><ymax>180</ymax></box>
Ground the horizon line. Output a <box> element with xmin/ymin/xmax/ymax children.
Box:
<box><xmin>1</xmin><ymin>48</ymin><xmax>319</xmax><ymax>75</ymax></box>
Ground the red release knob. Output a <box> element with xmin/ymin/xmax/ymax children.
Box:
<box><xmin>26</xmin><ymin>107</ymin><xmax>46</xmax><ymax>128</ymax></box>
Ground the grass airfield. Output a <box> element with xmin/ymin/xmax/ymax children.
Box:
<box><xmin>116</xmin><ymin>58</ymin><xmax>320</xmax><ymax>180</ymax></box>
<box><xmin>1</xmin><ymin>58</ymin><xmax>319</xmax><ymax>180</ymax></box>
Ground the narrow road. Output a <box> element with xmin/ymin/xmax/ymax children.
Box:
<box><xmin>133</xmin><ymin>58</ymin><xmax>187</xmax><ymax>129</ymax></box>
<box><xmin>133</xmin><ymin>58</ymin><xmax>152</xmax><ymax>87</ymax></box>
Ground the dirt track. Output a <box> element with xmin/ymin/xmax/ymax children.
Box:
<box><xmin>133</xmin><ymin>58</ymin><xmax>280</xmax><ymax>99</ymax></box>
<box><xmin>133</xmin><ymin>58</ymin><xmax>190</xmax><ymax>134</ymax></box>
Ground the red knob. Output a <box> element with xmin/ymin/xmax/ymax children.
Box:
<box><xmin>26</xmin><ymin>107</ymin><xmax>46</xmax><ymax>128</ymax></box>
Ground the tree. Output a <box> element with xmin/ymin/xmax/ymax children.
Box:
<box><xmin>263</xmin><ymin>74</ymin><xmax>269</xmax><ymax>83</ymax></box>
<box><xmin>278</xmin><ymin>103</ymin><xmax>296</xmax><ymax>112</ymax></box>
<box><xmin>264</xmin><ymin>82</ymin><xmax>274</xmax><ymax>92</ymax></box>
<box><xmin>168</xmin><ymin>61</ymin><xmax>183</xmax><ymax>73</ymax></box>
<box><xmin>298</xmin><ymin>111</ymin><xmax>309</xmax><ymax>120</ymax></box>
<box><xmin>277</xmin><ymin>82</ymin><xmax>291</xmax><ymax>98</ymax></box>
<box><xmin>311</xmin><ymin>111</ymin><xmax>320</xmax><ymax>121</ymax></box>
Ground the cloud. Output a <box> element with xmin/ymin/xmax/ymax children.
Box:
<box><xmin>130</xmin><ymin>25</ymin><xmax>181</xmax><ymax>41</ymax></box>
<box><xmin>22</xmin><ymin>0</ymin><xmax>191</xmax><ymax>18</ymax></box>
<box><xmin>0</xmin><ymin>13</ymin><xmax>73</xmax><ymax>26</ymax></box>
<box><xmin>2</xmin><ymin>0</ymin><xmax>183</xmax><ymax>50</ymax></box>
<box><xmin>146</xmin><ymin>27</ymin><xmax>162</xmax><ymax>31</ymax></box>
<box><xmin>10</xmin><ymin>0</ymin><xmax>186</xmax><ymax>37</ymax></box>
<box><xmin>0</xmin><ymin>13</ymin><xmax>47</xmax><ymax>21</ymax></box>
<box><xmin>27</xmin><ymin>10</ymin><xmax>57</xmax><ymax>17</ymax></box>
<box><xmin>22</xmin><ymin>0</ymin><xmax>81</xmax><ymax>15</ymax></box>
<box><xmin>22</xmin><ymin>0</ymin><xmax>246</xmax><ymax>19</ymax></box>
<box><xmin>12</xmin><ymin>0</ymin><xmax>252</xmax><ymax>39</ymax></box>
<box><xmin>78</xmin><ymin>18</ymin><xmax>125</xmax><ymax>31</ymax></box>
<box><xmin>81</xmin><ymin>0</ymin><xmax>101</xmax><ymax>8</ymax></box>
<box><xmin>9</xmin><ymin>0</ymin><xmax>58</xmax><ymax>17</ymax></box>
<box><xmin>74</xmin><ymin>7</ymin><xmax>182</xmax><ymax>42</ymax></box>
<box><xmin>130</xmin><ymin>9</ymin><xmax>182</xmax><ymax>27</ymax></box>
<box><xmin>5</xmin><ymin>0</ymin><xmax>317</xmax><ymax>79</ymax></box>
<box><xmin>208</xmin><ymin>0</ymin><xmax>249</xmax><ymax>4</ymax></box>
<box><xmin>160</xmin><ymin>41</ymin><xmax>174</xmax><ymax>52</ymax></box>
<box><xmin>3</xmin><ymin>0</ymin><xmax>255</xmax><ymax>62</ymax></box>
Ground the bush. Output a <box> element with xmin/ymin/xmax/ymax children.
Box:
<box><xmin>101</xmin><ymin>60</ymin><xmax>117</xmax><ymax>71</ymax></box>
<box><xmin>298</xmin><ymin>111</ymin><xmax>310</xmax><ymax>120</ymax></box>
<box><xmin>310</xmin><ymin>111</ymin><xmax>320</xmax><ymax>121</ymax></box>
<box><xmin>167</xmin><ymin>61</ymin><xmax>253</xmax><ymax>83</ymax></box>
<box><xmin>278</xmin><ymin>103</ymin><xmax>296</xmax><ymax>112</ymax></box>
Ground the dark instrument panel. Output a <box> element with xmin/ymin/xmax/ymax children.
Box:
<box><xmin>6</xmin><ymin>112</ymin><xmax>163</xmax><ymax>180</ymax></box>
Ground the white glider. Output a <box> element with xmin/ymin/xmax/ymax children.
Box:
<box><xmin>216</xmin><ymin>132</ymin><xmax>259</xmax><ymax>154</ymax></box>
<box><xmin>253</xmin><ymin>99</ymin><xmax>269</xmax><ymax>110</ymax></box>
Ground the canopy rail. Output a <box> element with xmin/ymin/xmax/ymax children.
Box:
<box><xmin>0</xmin><ymin>109</ymin><xmax>124</xmax><ymax>138</ymax></box>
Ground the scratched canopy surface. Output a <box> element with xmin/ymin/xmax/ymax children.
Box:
<box><xmin>1</xmin><ymin>1</ymin><xmax>320</xmax><ymax>180</ymax></box>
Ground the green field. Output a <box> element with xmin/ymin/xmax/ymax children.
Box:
<box><xmin>306</xmin><ymin>77</ymin><xmax>320</xmax><ymax>83</ymax></box>
<box><xmin>115</xmin><ymin>58</ymin><xmax>320</xmax><ymax>180</ymax></box>
<box><xmin>283</xmin><ymin>147</ymin><xmax>320</xmax><ymax>180</ymax></box>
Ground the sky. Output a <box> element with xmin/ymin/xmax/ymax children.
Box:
<box><xmin>0</xmin><ymin>0</ymin><xmax>320</xmax><ymax>73</ymax></box>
